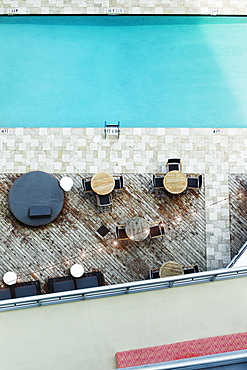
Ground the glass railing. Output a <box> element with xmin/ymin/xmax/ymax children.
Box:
<box><xmin>1</xmin><ymin>265</ymin><xmax>247</xmax><ymax>312</ymax></box>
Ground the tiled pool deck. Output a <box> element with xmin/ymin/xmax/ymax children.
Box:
<box><xmin>1</xmin><ymin>0</ymin><xmax>247</xmax><ymax>15</ymax></box>
<box><xmin>0</xmin><ymin>127</ymin><xmax>246</xmax><ymax>271</ymax></box>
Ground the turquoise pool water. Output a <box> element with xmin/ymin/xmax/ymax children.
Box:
<box><xmin>1</xmin><ymin>15</ymin><xmax>247</xmax><ymax>128</ymax></box>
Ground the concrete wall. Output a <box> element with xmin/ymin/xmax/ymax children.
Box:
<box><xmin>1</xmin><ymin>276</ymin><xmax>247</xmax><ymax>370</ymax></box>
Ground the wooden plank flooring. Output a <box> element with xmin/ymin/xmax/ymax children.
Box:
<box><xmin>229</xmin><ymin>174</ymin><xmax>247</xmax><ymax>258</ymax></box>
<box><xmin>0</xmin><ymin>173</ymin><xmax>206</xmax><ymax>293</ymax></box>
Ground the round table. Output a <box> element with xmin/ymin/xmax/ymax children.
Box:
<box><xmin>3</xmin><ymin>271</ymin><xmax>17</xmax><ymax>285</ymax></box>
<box><xmin>125</xmin><ymin>217</ymin><xmax>150</xmax><ymax>241</ymax></box>
<box><xmin>59</xmin><ymin>177</ymin><xmax>73</xmax><ymax>191</ymax></box>
<box><xmin>163</xmin><ymin>171</ymin><xmax>187</xmax><ymax>194</ymax></box>
<box><xmin>8</xmin><ymin>171</ymin><xmax>64</xmax><ymax>226</ymax></box>
<box><xmin>70</xmin><ymin>264</ymin><xmax>85</xmax><ymax>278</ymax></box>
<box><xmin>159</xmin><ymin>261</ymin><xmax>184</xmax><ymax>278</ymax></box>
<box><xmin>91</xmin><ymin>172</ymin><xmax>115</xmax><ymax>195</ymax></box>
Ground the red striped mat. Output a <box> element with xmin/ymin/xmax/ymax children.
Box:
<box><xmin>116</xmin><ymin>332</ymin><xmax>247</xmax><ymax>368</ymax></box>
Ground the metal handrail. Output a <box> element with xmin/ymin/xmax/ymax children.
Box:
<box><xmin>227</xmin><ymin>240</ymin><xmax>247</xmax><ymax>267</ymax></box>
<box><xmin>112</xmin><ymin>349</ymin><xmax>247</xmax><ymax>370</ymax></box>
<box><xmin>1</xmin><ymin>265</ymin><xmax>247</xmax><ymax>312</ymax></box>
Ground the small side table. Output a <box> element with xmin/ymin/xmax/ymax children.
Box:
<box><xmin>70</xmin><ymin>264</ymin><xmax>85</xmax><ymax>278</ymax></box>
<box><xmin>60</xmin><ymin>177</ymin><xmax>73</xmax><ymax>191</ymax></box>
<box><xmin>3</xmin><ymin>271</ymin><xmax>17</xmax><ymax>285</ymax></box>
<box><xmin>97</xmin><ymin>225</ymin><xmax>110</xmax><ymax>237</ymax></box>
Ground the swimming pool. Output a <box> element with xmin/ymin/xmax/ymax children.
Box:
<box><xmin>1</xmin><ymin>15</ymin><xmax>247</xmax><ymax>128</ymax></box>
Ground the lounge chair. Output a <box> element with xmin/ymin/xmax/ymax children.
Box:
<box><xmin>14</xmin><ymin>280</ymin><xmax>41</xmax><ymax>298</ymax></box>
<box><xmin>0</xmin><ymin>287</ymin><xmax>11</xmax><ymax>300</ymax></box>
<box><xmin>75</xmin><ymin>276</ymin><xmax>99</xmax><ymax>289</ymax></box>
<box><xmin>48</xmin><ymin>276</ymin><xmax>75</xmax><ymax>293</ymax></box>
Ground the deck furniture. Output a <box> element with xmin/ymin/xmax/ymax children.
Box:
<box><xmin>187</xmin><ymin>174</ymin><xmax>202</xmax><ymax>189</ymax></box>
<box><xmin>97</xmin><ymin>225</ymin><xmax>110</xmax><ymax>237</ymax></box>
<box><xmin>82</xmin><ymin>177</ymin><xmax>93</xmax><ymax>195</ymax></box>
<box><xmin>116</xmin><ymin>224</ymin><xmax>129</xmax><ymax>240</ymax></box>
<box><xmin>75</xmin><ymin>271</ymin><xmax>105</xmax><ymax>289</ymax></box>
<box><xmin>159</xmin><ymin>261</ymin><xmax>184</xmax><ymax>278</ymax></box>
<box><xmin>48</xmin><ymin>271</ymin><xmax>104</xmax><ymax>294</ymax></box>
<box><xmin>0</xmin><ymin>288</ymin><xmax>11</xmax><ymax>300</ymax></box>
<box><xmin>96</xmin><ymin>193</ymin><xmax>112</xmax><ymax>212</ymax></box>
<box><xmin>125</xmin><ymin>217</ymin><xmax>150</xmax><ymax>241</ymax></box>
<box><xmin>82</xmin><ymin>271</ymin><xmax>105</xmax><ymax>286</ymax></box>
<box><xmin>149</xmin><ymin>222</ymin><xmax>165</xmax><ymax>240</ymax></box>
<box><xmin>91</xmin><ymin>172</ymin><xmax>115</xmax><ymax>195</ymax></box>
<box><xmin>8</xmin><ymin>171</ymin><xmax>64</xmax><ymax>226</ymax></box>
<box><xmin>48</xmin><ymin>276</ymin><xmax>76</xmax><ymax>293</ymax></box>
<box><xmin>59</xmin><ymin>177</ymin><xmax>73</xmax><ymax>191</ymax></box>
<box><xmin>163</xmin><ymin>170</ymin><xmax>187</xmax><ymax>194</ymax></box>
<box><xmin>148</xmin><ymin>268</ymin><xmax>160</xmax><ymax>279</ymax></box>
<box><xmin>150</xmin><ymin>262</ymin><xmax>189</xmax><ymax>279</ymax></box>
<box><xmin>3</xmin><ymin>271</ymin><xmax>17</xmax><ymax>285</ymax></box>
<box><xmin>183</xmin><ymin>264</ymin><xmax>199</xmax><ymax>274</ymax></box>
<box><xmin>166</xmin><ymin>158</ymin><xmax>182</xmax><ymax>172</ymax></box>
<box><xmin>29</xmin><ymin>205</ymin><xmax>51</xmax><ymax>218</ymax></box>
<box><xmin>152</xmin><ymin>174</ymin><xmax>165</xmax><ymax>192</ymax></box>
<box><xmin>114</xmin><ymin>175</ymin><xmax>124</xmax><ymax>192</ymax></box>
<box><xmin>70</xmin><ymin>264</ymin><xmax>85</xmax><ymax>278</ymax></box>
<box><xmin>75</xmin><ymin>276</ymin><xmax>99</xmax><ymax>289</ymax></box>
<box><xmin>14</xmin><ymin>280</ymin><xmax>41</xmax><ymax>298</ymax></box>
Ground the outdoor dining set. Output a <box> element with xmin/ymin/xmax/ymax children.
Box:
<box><xmin>0</xmin><ymin>157</ymin><xmax>203</xmax><ymax>301</ymax></box>
<box><xmin>82</xmin><ymin>172</ymin><xmax>124</xmax><ymax>212</ymax></box>
<box><xmin>116</xmin><ymin>217</ymin><xmax>165</xmax><ymax>242</ymax></box>
<box><xmin>152</xmin><ymin>158</ymin><xmax>202</xmax><ymax>195</ymax></box>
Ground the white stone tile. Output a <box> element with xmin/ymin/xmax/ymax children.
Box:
<box><xmin>89</xmin><ymin>165</ymin><xmax>98</xmax><ymax>173</ymax></box>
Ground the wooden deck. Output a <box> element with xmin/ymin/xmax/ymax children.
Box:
<box><xmin>0</xmin><ymin>173</ymin><xmax>206</xmax><ymax>293</ymax></box>
<box><xmin>229</xmin><ymin>174</ymin><xmax>247</xmax><ymax>258</ymax></box>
